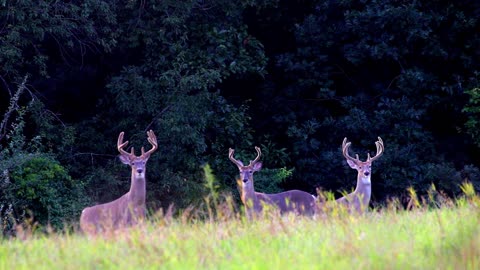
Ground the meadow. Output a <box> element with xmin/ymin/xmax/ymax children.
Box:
<box><xmin>1</xmin><ymin>188</ymin><xmax>479</xmax><ymax>270</ymax></box>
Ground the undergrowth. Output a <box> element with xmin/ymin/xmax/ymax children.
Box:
<box><xmin>0</xmin><ymin>181</ymin><xmax>479</xmax><ymax>270</ymax></box>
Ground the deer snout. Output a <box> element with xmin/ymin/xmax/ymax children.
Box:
<box><xmin>137</xmin><ymin>168</ymin><xmax>144</xmax><ymax>174</ymax></box>
<box><xmin>243</xmin><ymin>178</ymin><xmax>248</xmax><ymax>183</ymax></box>
<box><xmin>364</xmin><ymin>171</ymin><xmax>370</xmax><ymax>176</ymax></box>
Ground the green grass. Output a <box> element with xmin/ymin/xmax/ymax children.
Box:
<box><xmin>1</xmin><ymin>198</ymin><xmax>479</xmax><ymax>270</ymax></box>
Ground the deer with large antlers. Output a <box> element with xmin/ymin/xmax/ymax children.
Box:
<box><xmin>229</xmin><ymin>147</ymin><xmax>316</xmax><ymax>218</ymax></box>
<box><xmin>80</xmin><ymin>130</ymin><xmax>158</xmax><ymax>234</ymax></box>
<box><xmin>336</xmin><ymin>137</ymin><xmax>384</xmax><ymax>214</ymax></box>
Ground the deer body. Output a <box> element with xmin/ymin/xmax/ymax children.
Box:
<box><xmin>231</xmin><ymin>147</ymin><xmax>315</xmax><ymax>218</ymax></box>
<box><xmin>80</xmin><ymin>191</ymin><xmax>144</xmax><ymax>231</ymax></box>
<box><xmin>80</xmin><ymin>130</ymin><xmax>157</xmax><ymax>234</ymax></box>
<box><xmin>260</xmin><ymin>190</ymin><xmax>316</xmax><ymax>214</ymax></box>
<box><xmin>336</xmin><ymin>137</ymin><xmax>384</xmax><ymax>214</ymax></box>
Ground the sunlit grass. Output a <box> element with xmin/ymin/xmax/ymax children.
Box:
<box><xmin>1</xmin><ymin>192</ymin><xmax>479</xmax><ymax>270</ymax></box>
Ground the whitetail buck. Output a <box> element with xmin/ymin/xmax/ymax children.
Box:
<box><xmin>336</xmin><ymin>137</ymin><xmax>384</xmax><ymax>214</ymax></box>
<box><xmin>229</xmin><ymin>146</ymin><xmax>316</xmax><ymax>218</ymax></box>
<box><xmin>80</xmin><ymin>130</ymin><xmax>158</xmax><ymax>234</ymax></box>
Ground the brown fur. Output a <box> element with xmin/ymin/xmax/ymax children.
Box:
<box><xmin>80</xmin><ymin>131</ymin><xmax>157</xmax><ymax>235</ymax></box>
<box><xmin>232</xmin><ymin>147</ymin><xmax>316</xmax><ymax>218</ymax></box>
<box><xmin>336</xmin><ymin>137</ymin><xmax>384</xmax><ymax>214</ymax></box>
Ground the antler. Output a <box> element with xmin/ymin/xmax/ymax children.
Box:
<box><xmin>140</xmin><ymin>130</ymin><xmax>158</xmax><ymax>159</ymax></box>
<box><xmin>228</xmin><ymin>148</ymin><xmax>244</xmax><ymax>167</ymax></box>
<box><xmin>367</xmin><ymin>137</ymin><xmax>384</xmax><ymax>162</ymax></box>
<box><xmin>117</xmin><ymin>132</ymin><xmax>134</xmax><ymax>157</ymax></box>
<box><xmin>342</xmin><ymin>137</ymin><xmax>360</xmax><ymax>164</ymax></box>
<box><xmin>229</xmin><ymin>146</ymin><xmax>261</xmax><ymax>167</ymax></box>
<box><xmin>249</xmin><ymin>146</ymin><xmax>262</xmax><ymax>166</ymax></box>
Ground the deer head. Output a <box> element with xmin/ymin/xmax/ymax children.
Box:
<box><xmin>342</xmin><ymin>137</ymin><xmax>384</xmax><ymax>184</ymax></box>
<box><xmin>228</xmin><ymin>146</ymin><xmax>262</xmax><ymax>185</ymax></box>
<box><xmin>117</xmin><ymin>130</ymin><xmax>158</xmax><ymax>178</ymax></box>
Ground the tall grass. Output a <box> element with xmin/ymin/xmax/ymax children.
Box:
<box><xmin>1</xmin><ymin>189</ymin><xmax>479</xmax><ymax>270</ymax></box>
<box><xmin>2</xmin><ymin>175</ymin><xmax>479</xmax><ymax>269</ymax></box>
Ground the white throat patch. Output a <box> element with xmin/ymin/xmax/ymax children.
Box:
<box><xmin>362</xmin><ymin>176</ymin><xmax>371</xmax><ymax>185</ymax></box>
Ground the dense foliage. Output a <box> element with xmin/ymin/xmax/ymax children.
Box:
<box><xmin>0</xmin><ymin>0</ymin><xmax>479</xmax><ymax>232</ymax></box>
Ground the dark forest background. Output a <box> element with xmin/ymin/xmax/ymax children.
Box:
<box><xmin>1</xmin><ymin>0</ymin><xmax>480</xmax><ymax>233</ymax></box>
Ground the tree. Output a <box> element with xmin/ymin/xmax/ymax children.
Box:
<box><xmin>73</xmin><ymin>0</ymin><xmax>276</xmax><ymax>210</ymax></box>
<box><xmin>1</xmin><ymin>79</ymin><xmax>87</xmax><ymax>234</ymax></box>
<box><xmin>249</xmin><ymin>0</ymin><xmax>480</xmax><ymax>200</ymax></box>
<box><xmin>0</xmin><ymin>0</ymin><xmax>117</xmax><ymax>82</ymax></box>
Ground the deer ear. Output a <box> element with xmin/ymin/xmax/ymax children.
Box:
<box><xmin>346</xmin><ymin>159</ymin><xmax>357</xmax><ymax>169</ymax></box>
<box><xmin>119</xmin><ymin>154</ymin><xmax>130</xmax><ymax>165</ymax></box>
<box><xmin>253</xmin><ymin>162</ymin><xmax>262</xmax><ymax>171</ymax></box>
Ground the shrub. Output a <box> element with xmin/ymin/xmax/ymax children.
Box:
<box><xmin>6</xmin><ymin>156</ymin><xmax>88</xmax><ymax>231</ymax></box>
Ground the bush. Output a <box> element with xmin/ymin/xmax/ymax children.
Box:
<box><xmin>6</xmin><ymin>156</ymin><xmax>88</xmax><ymax>231</ymax></box>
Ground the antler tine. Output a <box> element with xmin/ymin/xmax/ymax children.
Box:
<box><xmin>228</xmin><ymin>148</ymin><xmax>244</xmax><ymax>167</ymax></box>
<box><xmin>342</xmin><ymin>137</ymin><xmax>348</xmax><ymax>150</ymax></box>
<box><xmin>117</xmin><ymin>132</ymin><xmax>132</xmax><ymax>156</ymax></box>
<box><xmin>367</xmin><ymin>136</ymin><xmax>384</xmax><ymax>162</ymax></box>
<box><xmin>141</xmin><ymin>130</ymin><xmax>158</xmax><ymax>158</ymax></box>
<box><xmin>342</xmin><ymin>137</ymin><xmax>359</xmax><ymax>163</ymax></box>
<box><xmin>250</xmin><ymin>146</ymin><xmax>262</xmax><ymax>165</ymax></box>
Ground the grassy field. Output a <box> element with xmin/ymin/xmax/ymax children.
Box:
<box><xmin>1</xmin><ymin>194</ymin><xmax>479</xmax><ymax>270</ymax></box>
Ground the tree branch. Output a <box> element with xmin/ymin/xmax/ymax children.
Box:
<box><xmin>144</xmin><ymin>105</ymin><xmax>172</xmax><ymax>132</ymax></box>
<box><xmin>0</xmin><ymin>75</ymin><xmax>28</xmax><ymax>143</ymax></box>
<box><xmin>0</xmin><ymin>75</ymin><xmax>12</xmax><ymax>97</ymax></box>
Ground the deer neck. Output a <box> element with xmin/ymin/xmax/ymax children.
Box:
<box><xmin>241</xmin><ymin>180</ymin><xmax>260</xmax><ymax>209</ymax></box>
<box><xmin>353</xmin><ymin>173</ymin><xmax>371</xmax><ymax>206</ymax></box>
<box><xmin>129</xmin><ymin>170</ymin><xmax>146</xmax><ymax>205</ymax></box>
